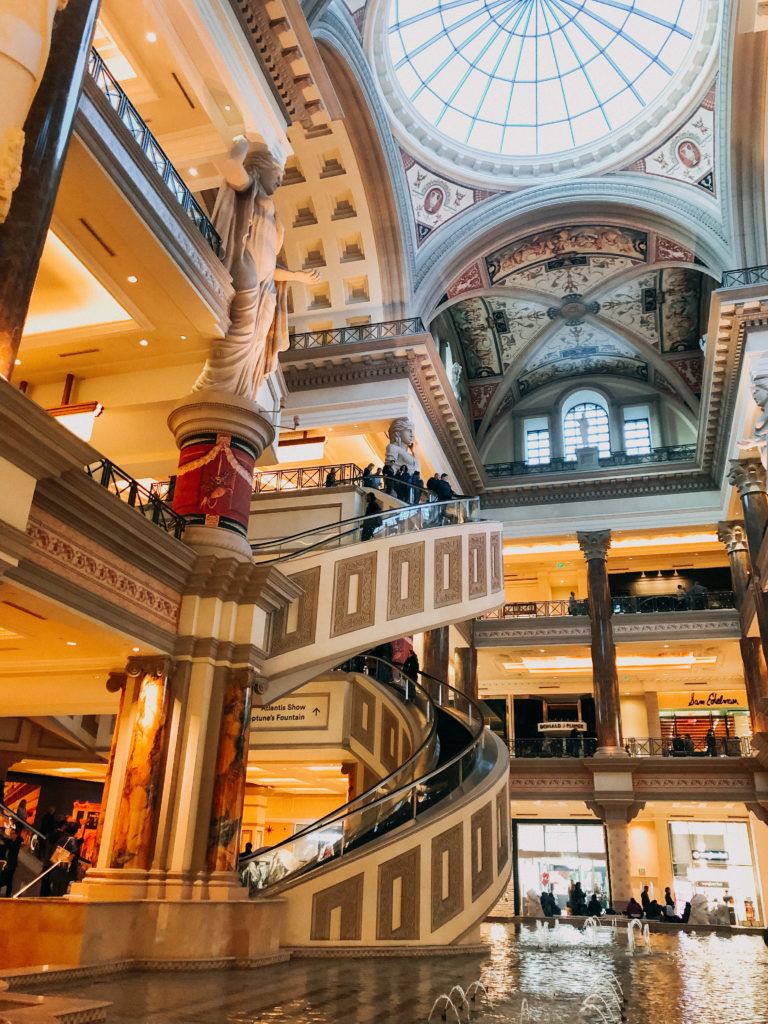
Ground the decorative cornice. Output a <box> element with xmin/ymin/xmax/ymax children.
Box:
<box><xmin>476</xmin><ymin>612</ymin><xmax>739</xmax><ymax>644</ymax></box>
<box><xmin>481</xmin><ymin>468</ymin><xmax>715</xmax><ymax>507</ymax></box>
<box><xmin>182</xmin><ymin>557</ymin><xmax>303</xmax><ymax>610</ymax></box>
<box><xmin>577</xmin><ymin>529</ymin><xmax>612</xmax><ymax>562</ymax></box>
<box><xmin>125</xmin><ymin>656</ymin><xmax>174</xmax><ymax>679</ymax></box>
<box><xmin>717</xmin><ymin>519</ymin><xmax>748</xmax><ymax>554</ymax></box>
<box><xmin>728</xmin><ymin>457</ymin><xmax>767</xmax><ymax>496</ymax></box>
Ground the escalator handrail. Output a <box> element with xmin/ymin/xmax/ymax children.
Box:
<box><xmin>0</xmin><ymin>800</ymin><xmax>92</xmax><ymax>865</ymax></box>
<box><xmin>250</xmin><ymin>495</ymin><xmax>481</xmax><ymax>558</ymax></box>
<box><xmin>239</xmin><ymin>659</ymin><xmax>486</xmax><ymax>886</ymax></box>
<box><xmin>266</xmin><ymin>659</ymin><xmax>440</xmax><ymax>845</ymax></box>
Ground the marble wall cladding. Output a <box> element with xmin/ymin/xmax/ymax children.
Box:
<box><xmin>470</xmin><ymin>802</ymin><xmax>494</xmax><ymax>902</ymax></box>
<box><xmin>350</xmin><ymin>685</ymin><xmax>376</xmax><ymax>753</ymax></box>
<box><xmin>495</xmin><ymin>784</ymin><xmax>510</xmax><ymax>874</ymax></box>
<box><xmin>430</xmin><ymin>823</ymin><xmax>464</xmax><ymax>931</ymax></box>
<box><xmin>433</xmin><ymin>536</ymin><xmax>462</xmax><ymax>608</ymax></box>
<box><xmin>330</xmin><ymin>552</ymin><xmax>377</xmax><ymax>637</ymax></box>
<box><xmin>206</xmin><ymin>674</ymin><xmax>253</xmax><ymax>872</ymax></box>
<box><xmin>269</xmin><ymin>565</ymin><xmax>321</xmax><ymax>655</ymax></box>
<box><xmin>310</xmin><ymin>873</ymin><xmax>365</xmax><ymax>940</ymax></box>
<box><xmin>387</xmin><ymin>541</ymin><xmax>425</xmax><ymax>620</ymax></box>
<box><xmin>380</xmin><ymin>705</ymin><xmax>400</xmax><ymax>774</ymax></box>
<box><xmin>490</xmin><ymin>531</ymin><xmax>503</xmax><ymax>592</ymax></box>
<box><xmin>468</xmin><ymin>534</ymin><xmax>488</xmax><ymax>600</ymax></box>
<box><xmin>377</xmin><ymin>846</ymin><xmax>421</xmax><ymax>941</ymax></box>
<box><xmin>362</xmin><ymin>764</ymin><xmax>380</xmax><ymax>792</ymax></box>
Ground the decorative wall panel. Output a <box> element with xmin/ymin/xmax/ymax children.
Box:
<box><xmin>350</xmin><ymin>685</ymin><xmax>376</xmax><ymax>753</ymax></box>
<box><xmin>310</xmin><ymin>873</ymin><xmax>365</xmax><ymax>940</ymax></box>
<box><xmin>468</xmin><ymin>534</ymin><xmax>488</xmax><ymax>600</ymax></box>
<box><xmin>377</xmin><ymin>846</ymin><xmax>421</xmax><ymax>940</ymax></box>
<box><xmin>269</xmin><ymin>565</ymin><xmax>321</xmax><ymax>655</ymax></box>
<box><xmin>496</xmin><ymin>784</ymin><xmax>510</xmax><ymax>874</ymax></box>
<box><xmin>490</xmin><ymin>531</ymin><xmax>502</xmax><ymax>593</ymax></box>
<box><xmin>434</xmin><ymin>536</ymin><xmax>462</xmax><ymax>608</ymax></box>
<box><xmin>387</xmin><ymin>541</ymin><xmax>425</xmax><ymax>620</ymax></box>
<box><xmin>471</xmin><ymin>802</ymin><xmax>494</xmax><ymax>901</ymax></box>
<box><xmin>330</xmin><ymin>552</ymin><xmax>377</xmax><ymax>637</ymax></box>
<box><xmin>431</xmin><ymin>823</ymin><xmax>464</xmax><ymax>931</ymax></box>
<box><xmin>380</xmin><ymin>705</ymin><xmax>399</xmax><ymax>774</ymax></box>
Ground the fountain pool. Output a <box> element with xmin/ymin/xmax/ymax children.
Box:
<box><xmin>16</xmin><ymin>922</ymin><xmax>768</xmax><ymax>1024</ymax></box>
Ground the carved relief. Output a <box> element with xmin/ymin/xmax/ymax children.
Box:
<box><xmin>377</xmin><ymin>846</ymin><xmax>420</xmax><ymax>940</ymax></box>
<box><xmin>717</xmin><ymin>521</ymin><xmax>748</xmax><ymax>555</ymax></box>
<box><xmin>431</xmin><ymin>823</ymin><xmax>464</xmax><ymax>931</ymax></box>
<box><xmin>490</xmin><ymin>531</ymin><xmax>503</xmax><ymax>593</ymax></box>
<box><xmin>331</xmin><ymin>552</ymin><xmax>377</xmax><ymax>637</ymax></box>
<box><xmin>470</xmin><ymin>802</ymin><xmax>494</xmax><ymax>901</ymax></box>
<box><xmin>434</xmin><ymin>536</ymin><xmax>462</xmax><ymax>608</ymax></box>
<box><xmin>496</xmin><ymin>784</ymin><xmax>510</xmax><ymax>874</ymax></box>
<box><xmin>310</xmin><ymin>873</ymin><xmax>364</xmax><ymax>940</ymax></box>
<box><xmin>577</xmin><ymin>529</ymin><xmax>612</xmax><ymax>561</ymax></box>
<box><xmin>728</xmin><ymin>458</ymin><xmax>767</xmax><ymax>497</ymax></box>
<box><xmin>269</xmin><ymin>565</ymin><xmax>320</xmax><ymax>655</ymax></box>
<box><xmin>387</xmin><ymin>541</ymin><xmax>425</xmax><ymax>620</ymax></box>
<box><xmin>350</xmin><ymin>685</ymin><xmax>376</xmax><ymax>754</ymax></box>
<box><xmin>380</xmin><ymin>705</ymin><xmax>399</xmax><ymax>774</ymax></box>
<box><xmin>468</xmin><ymin>533</ymin><xmax>488</xmax><ymax>599</ymax></box>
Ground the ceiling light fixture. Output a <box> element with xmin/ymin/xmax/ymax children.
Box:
<box><xmin>139</xmin><ymin>338</ymin><xmax>149</xmax><ymax>347</ymax></box>
<box><xmin>66</xmin><ymin>641</ymin><xmax>77</xmax><ymax>647</ymax></box>
<box><xmin>188</xmin><ymin>167</ymin><xmax>198</xmax><ymax>177</ymax></box>
<box><xmin>127</xmin><ymin>275</ymin><xmax>138</xmax><ymax>284</ymax></box>
<box><xmin>145</xmin><ymin>31</ymin><xmax>157</xmax><ymax>43</ymax></box>
<box><xmin>131</xmin><ymin>646</ymin><xmax>140</xmax><ymax>653</ymax></box>
<box><xmin>179</xmin><ymin>334</ymin><xmax>187</xmax><ymax>340</ymax></box>
<box><xmin>504</xmin><ymin>653</ymin><xmax>717</xmax><ymax>674</ymax></box>
<box><xmin>223</xmin><ymin>104</ymin><xmax>232</xmax><ymax>111</ymax></box>
<box><xmin>14</xmin><ymin>358</ymin><xmax>21</xmax><ymax>366</ymax></box>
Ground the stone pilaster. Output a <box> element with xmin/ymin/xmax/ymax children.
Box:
<box><xmin>577</xmin><ymin>530</ymin><xmax>624</xmax><ymax>755</ymax></box>
<box><xmin>604</xmin><ymin>819</ymin><xmax>633</xmax><ymax>908</ymax></box>
<box><xmin>718</xmin><ymin>520</ymin><xmax>768</xmax><ymax>735</ymax></box>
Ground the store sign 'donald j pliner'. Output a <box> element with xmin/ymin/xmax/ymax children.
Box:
<box><xmin>657</xmin><ymin>690</ymin><xmax>748</xmax><ymax>711</ymax></box>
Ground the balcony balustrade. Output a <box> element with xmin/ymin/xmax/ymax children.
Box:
<box><xmin>87</xmin><ymin>48</ymin><xmax>220</xmax><ymax>254</ymax></box>
<box><xmin>253</xmin><ymin>462</ymin><xmax>364</xmax><ymax>493</ymax></box>
<box><xmin>485</xmin><ymin>444</ymin><xmax>697</xmax><ymax>479</ymax></box>
<box><xmin>480</xmin><ymin>591</ymin><xmax>735</xmax><ymax>620</ymax></box>
<box><xmin>289</xmin><ymin>317</ymin><xmax>425</xmax><ymax>350</ymax></box>
<box><xmin>721</xmin><ymin>265</ymin><xmax>768</xmax><ymax>288</ymax></box>
<box><xmin>85</xmin><ymin>459</ymin><xmax>185</xmax><ymax>539</ymax></box>
<box><xmin>509</xmin><ymin>735</ymin><xmax>753</xmax><ymax>759</ymax></box>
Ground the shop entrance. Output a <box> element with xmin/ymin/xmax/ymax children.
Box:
<box><xmin>513</xmin><ymin>820</ymin><xmax>609</xmax><ymax>914</ymax></box>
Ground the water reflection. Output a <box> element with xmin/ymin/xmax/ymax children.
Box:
<box><xmin>32</xmin><ymin>923</ymin><xmax>768</xmax><ymax>1024</ymax></box>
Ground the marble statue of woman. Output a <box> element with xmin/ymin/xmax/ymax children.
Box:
<box><xmin>739</xmin><ymin>351</ymin><xmax>768</xmax><ymax>470</ymax></box>
<box><xmin>385</xmin><ymin>417</ymin><xmax>419</xmax><ymax>474</ymax></box>
<box><xmin>577</xmin><ymin>413</ymin><xmax>590</xmax><ymax>447</ymax></box>
<box><xmin>193</xmin><ymin>136</ymin><xmax>318</xmax><ymax>402</ymax></box>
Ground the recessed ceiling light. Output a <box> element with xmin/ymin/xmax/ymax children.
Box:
<box><xmin>131</xmin><ymin>646</ymin><xmax>140</xmax><ymax>653</ymax></box>
<box><xmin>223</xmin><ymin>104</ymin><xmax>232</xmax><ymax>111</ymax></box>
<box><xmin>127</xmin><ymin>275</ymin><xmax>138</xmax><ymax>284</ymax></box>
<box><xmin>139</xmin><ymin>338</ymin><xmax>149</xmax><ymax>347</ymax></box>
<box><xmin>179</xmin><ymin>334</ymin><xmax>187</xmax><ymax>340</ymax></box>
<box><xmin>66</xmin><ymin>640</ymin><xmax>77</xmax><ymax>647</ymax></box>
<box><xmin>14</xmin><ymin>358</ymin><xmax>21</xmax><ymax>366</ymax></box>
<box><xmin>188</xmin><ymin>167</ymin><xmax>198</xmax><ymax>177</ymax></box>
<box><xmin>146</xmin><ymin>31</ymin><xmax>157</xmax><ymax>42</ymax></box>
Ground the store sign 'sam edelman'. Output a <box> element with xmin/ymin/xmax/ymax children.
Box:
<box><xmin>657</xmin><ymin>690</ymin><xmax>747</xmax><ymax>711</ymax></box>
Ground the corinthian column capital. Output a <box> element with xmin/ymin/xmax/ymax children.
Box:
<box><xmin>228</xmin><ymin>666</ymin><xmax>265</xmax><ymax>693</ymax></box>
<box><xmin>728</xmin><ymin>458</ymin><xmax>767</xmax><ymax>496</ymax></box>
<box><xmin>577</xmin><ymin>529</ymin><xmax>612</xmax><ymax>561</ymax></box>
<box><xmin>717</xmin><ymin>520</ymin><xmax>748</xmax><ymax>555</ymax></box>
<box><xmin>125</xmin><ymin>655</ymin><xmax>173</xmax><ymax>679</ymax></box>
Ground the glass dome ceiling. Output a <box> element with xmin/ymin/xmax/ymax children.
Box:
<box><xmin>385</xmin><ymin>0</ymin><xmax>709</xmax><ymax>163</ymax></box>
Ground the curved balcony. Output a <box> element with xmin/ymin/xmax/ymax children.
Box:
<box><xmin>485</xmin><ymin>444</ymin><xmax>697</xmax><ymax>480</ymax></box>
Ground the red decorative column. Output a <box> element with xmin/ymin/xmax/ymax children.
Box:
<box><xmin>577</xmin><ymin>530</ymin><xmax>624</xmax><ymax>755</ymax></box>
<box><xmin>168</xmin><ymin>391</ymin><xmax>274</xmax><ymax>561</ymax></box>
<box><xmin>717</xmin><ymin>520</ymin><xmax>768</xmax><ymax>735</ymax></box>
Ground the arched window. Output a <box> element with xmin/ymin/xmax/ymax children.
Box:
<box><xmin>563</xmin><ymin>401</ymin><xmax>611</xmax><ymax>460</ymax></box>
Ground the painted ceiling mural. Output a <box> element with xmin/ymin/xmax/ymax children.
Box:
<box><xmin>400</xmin><ymin>150</ymin><xmax>496</xmax><ymax>246</ymax></box>
<box><xmin>434</xmin><ymin>224</ymin><xmax>711</xmax><ymax>430</ymax></box>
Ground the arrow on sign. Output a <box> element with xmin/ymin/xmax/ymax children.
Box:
<box><xmin>312</xmin><ymin>707</ymin><xmax>320</xmax><ymax>717</ymax></box>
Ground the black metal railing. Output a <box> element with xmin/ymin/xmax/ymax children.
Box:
<box><xmin>289</xmin><ymin>317</ymin><xmax>425</xmax><ymax>350</ymax></box>
<box><xmin>253</xmin><ymin>463</ymin><xmax>364</xmax><ymax>492</ymax></box>
<box><xmin>721</xmin><ymin>266</ymin><xmax>768</xmax><ymax>288</ymax></box>
<box><xmin>87</xmin><ymin>48</ymin><xmax>220</xmax><ymax>255</ymax></box>
<box><xmin>485</xmin><ymin>444</ymin><xmax>697</xmax><ymax>478</ymax></box>
<box><xmin>480</xmin><ymin>591</ymin><xmax>735</xmax><ymax>620</ymax></box>
<box><xmin>85</xmin><ymin>459</ymin><xmax>186</xmax><ymax>539</ymax></box>
<box><xmin>509</xmin><ymin>735</ymin><xmax>753</xmax><ymax>759</ymax></box>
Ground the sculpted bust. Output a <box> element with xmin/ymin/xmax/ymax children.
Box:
<box><xmin>739</xmin><ymin>352</ymin><xmax>768</xmax><ymax>471</ymax></box>
<box><xmin>193</xmin><ymin>137</ymin><xmax>318</xmax><ymax>403</ymax></box>
<box><xmin>385</xmin><ymin>416</ymin><xmax>419</xmax><ymax>474</ymax></box>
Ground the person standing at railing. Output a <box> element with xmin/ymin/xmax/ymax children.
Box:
<box><xmin>382</xmin><ymin>461</ymin><xmax>395</xmax><ymax>496</ymax></box>
<box><xmin>0</xmin><ymin>823</ymin><xmax>22</xmax><ymax>897</ymax></box>
<box><xmin>690</xmin><ymin>580</ymin><xmax>708</xmax><ymax>610</ymax></box>
<box><xmin>361</xmin><ymin>463</ymin><xmax>375</xmax><ymax>487</ymax></box>
<box><xmin>676</xmin><ymin>584</ymin><xmax>689</xmax><ymax>610</ymax></box>
<box><xmin>325</xmin><ymin>467</ymin><xmax>338</xmax><ymax>487</ymax></box>
<box><xmin>411</xmin><ymin>469</ymin><xmax>424</xmax><ymax>504</ymax></box>
<box><xmin>394</xmin><ymin>464</ymin><xmax>411</xmax><ymax>501</ymax></box>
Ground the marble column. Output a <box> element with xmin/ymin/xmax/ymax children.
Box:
<box><xmin>728</xmin><ymin>459</ymin><xmax>768</xmax><ymax>671</ymax></box>
<box><xmin>604</xmin><ymin>818</ymin><xmax>633</xmax><ymax>908</ymax></box>
<box><xmin>454</xmin><ymin>645</ymin><xmax>478</xmax><ymax>702</ymax></box>
<box><xmin>717</xmin><ymin>520</ymin><xmax>768</xmax><ymax>734</ymax></box>
<box><xmin>0</xmin><ymin>0</ymin><xmax>100</xmax><ymax>379</ymax></box>
<box><xmin>207</xmin><ymin>668</ymin><xmax>254</xmax><ymax>874</ymax></box>
<box><xmin>89</xmin><ymin>671</ymin><xmax>127</xmax><ymax>867</ymax></box>
<box><xmin>422</xmin><ymin>625</ymin><xmax>450</xmax><ymax>683</ymax></box>
<box><xmin>577</xmin><ymin>530</ymin><xmax>623</xmax><ymax>753</ymax></box>
<box><xmin>108</xmin><ymin>656</ymin><xmax>173</xmax><ymax>871</ymax></box>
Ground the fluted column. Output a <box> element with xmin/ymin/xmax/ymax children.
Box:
<box><xmin>717</xmin><ymin>520</ymin><xmax>768</xmax><ymax>734</ymax></box>
<box><xmin>577</xmin><ymin>530</ymin><xmax>623</xmax><ymax>753</ymax></box>
<box><xmin>0</xmin><ymin>0</ymin><xmax>100</xmax><ymax>379</ymax></box>
<box><xmin>207</xmin><ymin>668</ymin><xmax>255</xmax><ymax>874</ymax></box>
<box><xmin>422</xmin><ymin>626</ymin><xmax>450</xmax><ymax>682</ymax></box>
<box><xmin>728</xmin><ymin>459</ymin><xmax>768</xmax><ymax>671</ymax></box>
<box><xmin>108</xmin><ymin>656</ymin><xmax>173</xmax><ymax>870</ymax></box>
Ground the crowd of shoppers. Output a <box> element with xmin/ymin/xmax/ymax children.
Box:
<box><xmin>0</xmin><ymin>804</ymin><xmax>85</xmax><ymax>897</ymax></box>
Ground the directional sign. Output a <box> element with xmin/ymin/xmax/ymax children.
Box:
<box><xmin>251</xmin><ymin>693</ymin><xmax>330</xmax><ymax>730</ymax></box>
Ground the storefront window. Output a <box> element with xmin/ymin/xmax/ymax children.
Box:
<box><xmin>515</xmin><ymin>820</ymin><xmax>609</xmax><ymax>914</ymax></box>
<box><xmin>669</xmin><ymin>820</ymin><xmax>762</xmax><ymax>925</ymax></box>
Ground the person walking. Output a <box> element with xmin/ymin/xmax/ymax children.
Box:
<box><xmin>382</xmin><ymin>462</ymin><xmax>395</xmax><ymax>496</ymax></box>
<box><xmin>361</xmin><ymin>492</ymin><xmax>382</xmax><ymax>541</ymax></box>
<box><xmin>402</xmin><ymin>650</ymin><xmax>419</xmax><ymax>682</ymax></box>
<box><xmin>361</xmin><ymin>463</ymin><xmax>375</xmax><ymax>487</ymax></box>
<box><xmin>641</xmin><ymin>885</ymin><xmax>651</xmax><ymax>915</ymax></box>
<box><xmin>705</xmin><ymin>726</ymin><xmax>717</xmax><ymax>757</ymax></box>
<box><xmin>394</xmin><ymin>464</ymin><xmax>410</xmax><ymax>501</ymax></box>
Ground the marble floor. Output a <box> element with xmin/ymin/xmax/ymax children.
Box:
<box><xmin>29</xmin><ymin>923</ymin><xmax>768</xmax><ymax>1024</ymax></box>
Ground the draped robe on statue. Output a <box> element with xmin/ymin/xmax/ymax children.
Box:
<box><xmin>193</xmin><ymin>174</ymin><xmax>289</xmax><ymax>402</ymax></box>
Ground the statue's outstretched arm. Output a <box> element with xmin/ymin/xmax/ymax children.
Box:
<box><xmin>221</xmin><ymin>136</ymin><xmax>254</xmax><ymax>192</ymax></box>
<box><xmin>274</xmin><ymin>266</ymin><xmax>321</xmax><ymax>284</ymax></box>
